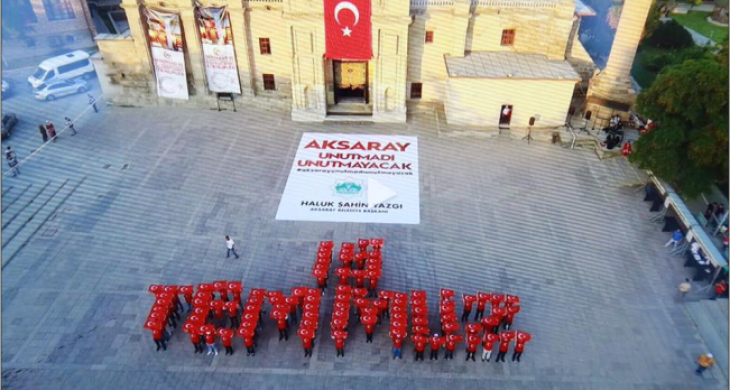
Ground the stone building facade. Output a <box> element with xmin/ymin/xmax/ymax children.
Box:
<box><xmin>93</xmin><ymin>0</ymin><xmax>605</xmax><ymax>128</ymax></box>
<box><xmin>2</xmin><ymin>0</ymin><xmax>97</xmax><ymax>69</ymax></box>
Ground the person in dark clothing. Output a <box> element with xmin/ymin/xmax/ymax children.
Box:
<box><xmin>705</xmin><ymin>204</ymin><xmax>715</xmax><ymax>220</ymax></box>
<box><xmin>39</xmin><ymin>124</ymin><xmax>48</xmax><ymax>143</ymax></box>
<box><xmin>6</xmin><ymin>146</ymin><xmax>19</xmax><ymax>177</ymax></box>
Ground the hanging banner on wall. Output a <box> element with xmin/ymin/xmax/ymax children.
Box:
<box><xmin>196</xmin><ymin>4</ymin><xmax>241</xmax><ymax>93</ymax></box>
<box><xmin>276</xmin><ymin>133</ymin><xmax>420</xmax><ymax>224</ymax></box>
<box><xmin>145</xmin><ymin>8</ymin><xmax>189</xmax><ymax>100</ymax></box>
<box><xmin>323</xmin><ymin>0</ymin><xmax>371</xmax><ymax>60</ymax></box>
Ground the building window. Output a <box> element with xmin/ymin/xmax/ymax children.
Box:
<box><xmin>501</xmin><ymin>29</ymin><xmax>515</xmax><ymax>46</ymax></box>
<box><xmin>425</xmin><ymin>31</ymin><xmax>434</xmax><ymax>44</ymax></box>
<box><xmin>259</xmin><ymin>38</ymin><xmax>271</xmax><ymax>55</ymax></box>
<box><xmin>263</xmin><ymin>74</ymin><xmax>276</xmax><ymax>91</ymax></box>
<box><xmin>65</xmin><ymin>35</ymin><xmax>75</xmax><ymax>44</ymax></box>
<box><xmin>42</xmin><ymin>0</ymin><xmax>75</xmax><ymax>21</ymax></box>
<box><xmin>411</xmin><ymin>83</ymin><xmax>422</xmax><ymax>99</ymax></box>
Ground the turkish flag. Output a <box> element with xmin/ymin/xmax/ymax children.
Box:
<box><xmin>324</xmin><ymin>0</ymin><xmax>371</xmax><ymax>60</ymax></box>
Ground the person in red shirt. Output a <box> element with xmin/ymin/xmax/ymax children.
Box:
<box><xmin>202</xmin><ymin>325</ymin><xmax>218</xmax><ymax>356</ymax></box>
<box><xmin>475</xmin><ymin>292</ymin><xmax>490</xmax><ymax>321</ymax></box>
<box><xmin>491</xmin><ymin>307</ymin><xmax>506</xmax><ymax>332</ymax></box>
<box><xmin>183</xmin><ymin>322</ymin><xmax>203</xmax><ymax>353</ymax></box>
<box><xmin>298</xmin><ymin>328</ymin><xmax>315</xmax><ymax>357</ymax></box>
<box><xmin>504</xmin><ymin>306</ymin><xmax>521</xmax><ymax>330</ymax></box>
<box><xmin>412</xmin><ymin>334</ymin><xmax>427</xmax><ymax>361</ymax></box>
<box><xmin>444</xmin><ymin>334</ymin><xmax>463</xmax><ymax>360</ymax></box>
<box><xmin>481</xmin><ymin>333</ymin><xmax>499</xmax><ymax>362</ymax></box>
<box><xmin>332</xmin><ymin>330</ymin><xmax>348</xmax><ymax>357</ymax></box>
<box><xmin>391</xmin><ymin>330</ymin><xmax>406</xmax><ymax>359</ymax></box>
<box><xmin>276</xmin><ymin>315</ymin><xmax>289</xmax><ymax>341</ymax></box>
<box><xmin>179</xmin><ymin>285</ymin><xmax>194</xmax><ymax>312</ymax></box>
<box><xmin>465</xmin><ymin>334</ymin><xmax>480</xmax><ymax>362</ymax></box>
<box><xmin>146</xmin><ymin>320</ymin><xmax>166</xmax><ymax>351</ymax></box>
<box><xmin>712</xmin><ymin>280</ymin><xmax>728</xmax><ymax>300</ymax></box>
<box><xmin>481</xmin><ymin>315</ymin><xmax>500</xmax><ymax>335</ymax></box>
<box><xmin>512</xmin><ymin>331</ymin><xmax>532</xmax><ymax>362</ymax></box>
<box><xmin>461</xmin><ymin>294</ymin><xmax>476</xmax><ymax>322</ymax></box>
<box><xmin>239</xmin><ymin>327</ymin><xmax>256</xmax><ymax>356</ymax></box>
<box><xmin>496</xmin><ymin>331</ymin><xmax>515</xmax><ymax>362</ymax></box>
<box><xmin>226</xmin><ymin>301</ymin><xmax>240</xmax><ymax>328</ymax></box>
<box><xmin>219</xmin><ymin>328</ymin><xmax>234</xmax><ymax>355</ymax></box>
<box><xmin>429</xmin><ymin>333</ymin><xmax>444</xmax><ymax>360</ymax></box>
<box><xmin>362</xmin><ymin>315</ymin><xmax>377</xmax><ymax>343</ymax></box>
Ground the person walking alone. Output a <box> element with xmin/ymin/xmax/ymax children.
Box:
<box><xmin>696</xmin><ymin>353</ymin><xmax>714</xmax><ymax>376</ymax></box>
<box><xmin>225</xmin><ymin>236</ymin><xmax>240</xmax><ymax>259</ymax></box>
<box><xmin>88</xmin><ymin>94</ymin><xmax>98</xmax><ymax>113</ymax></box>
<box><xmin>665</xmin><ymin>229</ymin><xmax>684</xmax><ymax>251</ymax></box>
<box><xmin>45</xmin><ymin>121</ymin><xmax>57</xmax><ymax>142</ymax></box>
<box><xmin>6</xmin><ymin>147</ymin><xmax>19</xmax><ymax>177</ymax></box>
<box><xmin>39</xmin><ymin>124</ymin><xmax>48</xmax><ymax>143</ymax></box>
<box><xmin>677</xmin><ymin>278</ymin><xmax>692</xmax><ymax>300</ymax></box>
<box><xmin>64</xmin><ymin>117</ymin><xmax>77</xmax><ymax>136</ymax></box>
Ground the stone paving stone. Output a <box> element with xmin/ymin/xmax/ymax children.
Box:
<box><xmin>1</xmin><ymin>101</ymin><xmax>727</xmax><ymax>389</ymax></box>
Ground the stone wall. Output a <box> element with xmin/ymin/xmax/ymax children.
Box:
<box><xmin>444</xmin><ymin>77</ymin><xmax>577</xmax><ymax>128</ymax></box>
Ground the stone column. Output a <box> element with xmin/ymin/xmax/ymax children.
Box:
<box><xmin>120</xmin><ymin>0</ymin><xmax>152</xmax><ymax>71</ymax></box>
<box><xmin>178</xmin><ymin>1</ymin><xmax>210</xmax><ymax>105</ymax></box>
<box><xmin>227</xmin><ymin>0</ymin><xmax>253</xmax><ymax>97</ymax></box>
<box><xmin>587</xmin><ymin>0</ymin><xmax>653</xmax><ymax>114</ymax></box>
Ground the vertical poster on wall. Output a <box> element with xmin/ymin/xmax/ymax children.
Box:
<box><xmin>145</xmin><ymin>8</ymin><xmax>189</xmax><ymax>100</ymax></box>
<box><xmin>196</xmin><ymin>4</ymin><xmax>241</xmax><ymax>94</ymax></box>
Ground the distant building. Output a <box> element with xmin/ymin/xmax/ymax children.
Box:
<box><xmin>93</xmin><ymin>0</ymin><xmax>612</xmax><ymax>128</ymax></box>
<box><xmin>1</xmin><ymin>0</ymin><xmax>98</xmax><ymax>69</ymax></box>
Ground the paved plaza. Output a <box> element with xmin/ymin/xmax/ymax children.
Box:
<box><xmin>0</xmin><ymin>92</ymin><xmax>726</xmax><ymax>389</ymax></box>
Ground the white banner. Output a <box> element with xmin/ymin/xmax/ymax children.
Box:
<box><xmin>197</xmin><ymin>5</ymin><xmax>241</xmax><ymax>93</ymax></box>
<box><xmin>151</xmin><ymin>46</ymin><xmax>188</xmax><ymax>100</ymax></box>
<box><xmin>276</xmin><ymin>133</ymin><xmax>420</xmax><ymax>224</ymax></box>
<box><xmin>146</xmin><ymin>9</ymin><xmax>189</xmax><ymax>100</ymax></box>
<box><xmin>202</xmin><ymin>44</ymin><xmax>240</xmax><ymax>93</ymax></box>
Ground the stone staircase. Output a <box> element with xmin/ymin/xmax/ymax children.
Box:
<box><xmin>1</xmin><ymin>175</ymin><xmax>86</xmax><ymax>269</ymax></box>
<box><xmin>685</xmin><ymin>298</ymin><xmax>729</xmax><ymax>383</ymax></box>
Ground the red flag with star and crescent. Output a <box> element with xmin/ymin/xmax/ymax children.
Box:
<box><xmin>324</xmin><ymin>0</ymin><xmax>371</xmax><ymax>60</ymax></box>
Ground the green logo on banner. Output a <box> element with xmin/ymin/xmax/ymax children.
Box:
<box><xmin>334</xmin><ymin>182</ymin><xmax>362</xmax><ymax>195</ymax></box>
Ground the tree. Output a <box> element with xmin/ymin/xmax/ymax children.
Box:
<box><xmin>646</xmin><ymin>20</ymin><xmax>694</xmax><ymax>49</ymax></box>
<box><xmin>631</xmin><ymin>59</ymin><xmax>729</xmax><ymax>198</ymax></box>
<box><xmin>643</xmin><ymin>0</ymin><xmax>662</xmax><ymax>40</ymax></box>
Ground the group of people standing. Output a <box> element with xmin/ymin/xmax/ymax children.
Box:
<box><xmin>37</xmin><ymin>117</ymin><xmax>77</xmax><ymax>144</ymax></box>
<box><xmin>144</xmin><ymin>239</ymin><xmax>534</xmax><ymax>365</ymax></box>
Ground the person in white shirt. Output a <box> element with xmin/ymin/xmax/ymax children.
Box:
<box><xmin>225</xmin><ymin>236</ymin><xmax>239</xmax><ymax>259</ymax></box>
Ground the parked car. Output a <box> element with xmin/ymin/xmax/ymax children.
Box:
<box><xmin>2</xmin><ymin>113</ymin><xmax>18</xmax><ymax>140</ymax></box>
<box><xmin>34</xmin><ymin>79</ymin><xmax>88</xmax><ymax>101</ymax></box>
<box><xmin>27</xmin><ymin>50</ymin><xmax>95</xmax><ymax>89</ymax></box>
<box><xmin>1</xmin><ymin>80</ymin><xmax>9</xmax><ymax>99</ymax></box>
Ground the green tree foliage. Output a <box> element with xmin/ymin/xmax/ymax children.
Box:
<box><xmin>646</xmin><ymin>45</ymin><xmax>713</xmax><ymax>71</ymax></box>
<box><xmin>631</xmin><ymin>59</ymin><xmax>729</xmax><ymax>198</ymax></box>
<box><xmin>643</xmin><ymin>0</ymin><xmax>662</xmax><ymax>40</ymax></box>
<box><xmin>717</xmin><ymin>37</ymin><xmax>729</xmax><ymax>67</ymax></box>
<box><xmin>646</xmin><ymin>20</ymin><xmax>695</xmax><ymax>49</ymax></box>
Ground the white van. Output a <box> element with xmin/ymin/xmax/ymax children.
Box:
<box><xmin>27</xmin><ymin>51</ymin><xmax>95</xmax><ymax>89</ymax></box>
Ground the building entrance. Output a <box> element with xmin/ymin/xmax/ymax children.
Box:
<box><xmin>333</xmin><ymin>61</ymin><xmax>368</xmax><ymax>105</ymax></box>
